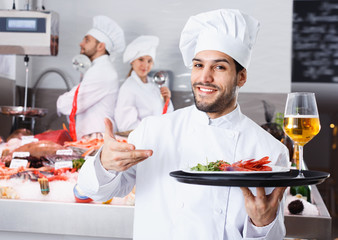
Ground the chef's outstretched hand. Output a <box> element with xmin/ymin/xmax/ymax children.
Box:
<box><xmin>160</xmin><ymin>86</ymin><xmax>171</xmax><ymax>103</ymax></box>
<box><xmin>240</xmin><ymin>186</ymin><xmax>286</xmax><ymax>227</ymax></box>
<box><xmin>100</xmin><ymin>118</ymin><xmax>153</xmax><ymax>172</ymax></box>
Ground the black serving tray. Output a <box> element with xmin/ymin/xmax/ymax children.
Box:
<box><xmin>169</xmin><ymin>170</ymin><xmax>330</xmax><ymax>187</ymax></box>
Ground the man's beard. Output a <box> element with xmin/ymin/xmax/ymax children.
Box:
<box><xmin>81</xmin><ymin>43</ymin><xmax>99</xmax><ymax>59</ymax></box>
<box><xmin>192</xmin><ymin>81</ymin><xmax>237</xmax><ymax>114</ymax></box>
<box><xmin>82</xmin><ymin>49</ymin><xmax>96</xmax><ymax>59</ymax></box>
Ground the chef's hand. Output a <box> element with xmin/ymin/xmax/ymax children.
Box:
<box><xmin>100</xmin><ymin>118</ymin><xmax>153</xmax><ymax>172</ymax></box>
<box><xmin>160</xmin><ymin>86</ymin><xmax>171</xmax><ymax>103</ymax></box>
<box><xmin>240</xmin><ymin>187</ymin><xmax>286</xmax><ymax>227</ymax></box>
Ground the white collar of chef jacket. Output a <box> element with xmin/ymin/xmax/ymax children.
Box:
<box><xmin>131</xmin><ymin>70</ymin><xmax>153</xmax><ymax>87</ymax></box>
<box><xmin>91</xmin><ymin>54</ymin><xmax>109</xmax><ymax>65</ymax></box>
<box><xmin>192</xmin><ymin>104</ymin><xmax>241</xmax><ymax>129</ymax></box>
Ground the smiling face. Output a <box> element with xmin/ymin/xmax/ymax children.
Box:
<box><xmin>191</xmin><ymin>50</ymin><xmax>247</xmax><ymax>119</ymax></box>
<box><xmin>131</xmin><ymin>55</ymin><xmax>154</xmax><ymax>83</ymax></box>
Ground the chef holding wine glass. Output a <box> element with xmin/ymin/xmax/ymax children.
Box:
<box><xmin>283</xmin><ymin>92</ymin><xmax>321</xmax><ymax>177</ymax></box>
<box><xmin>114</xmin><ymin>35</ymin><xmax>174</xmax><ymax>133</ymax></box>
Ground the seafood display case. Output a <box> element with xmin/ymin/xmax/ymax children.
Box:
<box><xmin>0</xmin><ymin>185</ymin><xmax>331</xmax><ymax>240</ymax></box>
<box><xmin>0</xmin><ymin>199</ymin><xmax>134</xmax><ymax>240</ymax></box>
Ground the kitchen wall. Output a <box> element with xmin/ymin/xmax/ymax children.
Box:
<box><xmin>0</xmin><ymin>0</ymin><xmax>293</xmax><ymax>94</ymax></box>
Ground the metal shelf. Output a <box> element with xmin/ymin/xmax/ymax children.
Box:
<box><xmin>284</xmin><ymin>185</ymin><xmax>332</xmax><ymax>240</ymax></box>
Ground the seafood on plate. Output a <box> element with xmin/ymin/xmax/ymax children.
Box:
<box><xmin>190</xmin><ymin>156</ymin><xmax>272</xmax><ymax>172</ymax></box>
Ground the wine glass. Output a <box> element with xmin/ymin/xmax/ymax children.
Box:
<box><xmin>283</xmin><ymin>92</ymin><xmax>321</xmax><ymax>178</ymax></box>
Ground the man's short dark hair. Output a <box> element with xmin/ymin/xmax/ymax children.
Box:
<box><xmin>234</xmin><ymin>59</ymin><xmax>244</xmax><ymax>73</ymax></box>
<box><xmin>95</xmin><ymin>39</ymin><xmax>110</xmax><ymax>56</ymax></box>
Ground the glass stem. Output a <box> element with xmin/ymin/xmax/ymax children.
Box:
<box><xmin>298</xmin><ymin>145</ymin><xmax>304</xmax><ymax>176</ymax></box>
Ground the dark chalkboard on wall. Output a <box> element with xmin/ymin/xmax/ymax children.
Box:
<box><xmin>292</xmin><ymin>0</ymin><xmax>338</xmax><ymax>83</ymax></box>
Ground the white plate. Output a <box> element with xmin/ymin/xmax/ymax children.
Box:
<box><xmin>182</xmin><ymin>165</ymin><xmax>290</xmax><ymax>174</ymax></box>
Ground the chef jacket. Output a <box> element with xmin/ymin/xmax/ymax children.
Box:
<box><xmin>114</xmin><ymin>71</ymin><xmax>174</xmax><ymax>132</ymax></box>
<box><xmin>57</xmin><ymin>55</ymin><xmax>119</xmax><ymax>139</ymax></box>
<box><xmin>78</xmin><ymin>105</ymin><xmax>289</xmax><ymax>240</ymax></box>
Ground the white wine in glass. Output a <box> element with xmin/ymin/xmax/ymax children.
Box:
<box><xmin>283</xmin><ymin>92</ymin><xmax>321</xmax><ymax>177</ymax></box>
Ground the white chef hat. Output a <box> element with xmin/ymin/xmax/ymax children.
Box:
<box><xmin>179</xmin><ymin>9</ymin><xmax>260</xmax><ymax>69</ymax></box>
<box><xmin>123</xmin><ymin>35</ymin><xmax>159</xmax><ymax>63</ymax></box>
<box><xmin>87</xmin><ymin>15</ymin><xmax>125</xmax><ymax>54</ymax></box>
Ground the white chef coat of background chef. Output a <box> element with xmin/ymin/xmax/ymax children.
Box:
<box><xmin>115</xmin><ymin>71</ymin><xmax>174</xmax><ymax>132</ymax></box>
<box><xmin>57</xmin><ymin>16</ymin><xmax>125</xmax><ymax>139</ymax></box>
<box><xmin>114</xmin><ymin>36</ymin><xmax>174</xmax><ymax>132</ymax></box>
<box><xmin>77</xmin><ymin>9</ymin><xmax>289</xmax><ymax>240</ymax></box>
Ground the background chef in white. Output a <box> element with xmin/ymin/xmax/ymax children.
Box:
<box><xmin>57</xmin><ymin>15</ymin><xmax>125</xmax><ymax>139</ymax></box>
<box><xmin>78</xmin><ymin>9</ymin><xmax>289</xmax><ymax>240</ymax></box>
<box><xmin>114</xmin><ymin>35</ymin><xmax>174</xmax><ymax>133</ymax></box>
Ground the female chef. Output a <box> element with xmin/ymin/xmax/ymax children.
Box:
<box><xmin>114</xmin><ymin>35</ymin><xmax>174</xmax><ymax>133</ymax></box>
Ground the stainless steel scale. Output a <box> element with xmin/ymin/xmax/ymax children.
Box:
<box><xmin>0</xmin><ymin>9</ymin><xmax>59</xmax><ymax>129</ymax></box>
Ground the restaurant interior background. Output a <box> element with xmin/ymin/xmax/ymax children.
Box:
<box><xmin>0</xmin><ymin>0</ymin><xmax>337</xmax><ymax>237</ymax></box>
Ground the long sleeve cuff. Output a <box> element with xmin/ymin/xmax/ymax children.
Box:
<box><xmin>243</xmin><ymin>216</ymin><xmax>275</xmax><ymax>239</ymax></box>
<box><xmin>243</xmin><ymin>202</ymin><xmax>284</xmax><ymax>240</ymax></box>
<box><xmin>92</xmin><ymin>147</ymin><xmax>118</xmax><ymax>184</ymax></box>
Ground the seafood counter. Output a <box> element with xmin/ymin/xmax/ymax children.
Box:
<box><xmin>0</xmin><ymin>129</ymin><xmax>97</xmax><ymax>198</ymax></box>
<box><xmin>0</xmin><ymin>128</ymin><xmax>135</xmax><ymax>240</ymax></box>
<box><xmin>0</xmin><ymin>129</ymin><xmax>331</xmax><ymax>239</ymax></box>
<box><xmin>0</xmin><ymin>129</ymin><xmax>133</xmax><ymax>203</ymax></box>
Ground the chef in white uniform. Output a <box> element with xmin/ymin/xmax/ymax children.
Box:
<box><xmin>78</xmin><ymin>9</ymin><xmax>289</xmax><ymax>240</ymax></box>
<box><xmin>57</xmin><ymin>16</ymin><xmax>125</xmax><ymax>139</ymax></box>
<box><xmin>114</xmin><ymin>35</ymin><xmax>174</xmax><ymax>132</ymax></box>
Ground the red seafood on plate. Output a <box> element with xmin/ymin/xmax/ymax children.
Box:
<box><xmin>187</xmin><ymin>156</ymin><xmax>289</xmax><ymax>174</ymax></box>
<box><xmin>229</xmin><ymin>156</ymin><xmax>272</xmax><ymax>171</ymax></box>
